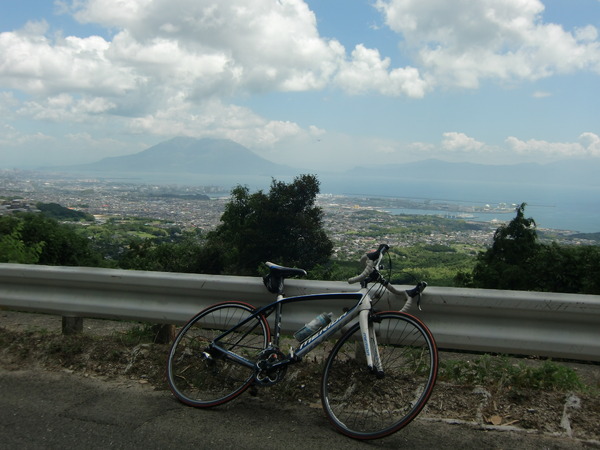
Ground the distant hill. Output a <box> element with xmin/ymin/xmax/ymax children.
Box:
<box><xmin>54</xmin><ymin>137</ymin><xmax>294</xmax><ymax>178</ymax></box>
<box><xmin>49</xmin><ymin>138</ymin><xmax>600</xmax><ymax>191</ymax></box>
<box><xmin>570</xmin><ymin>232</ymin><xmax>600</xmax><ymax>242</ymax></box>
<box><xmin>37</xmin><ymin>202</ymin><xmax>93</xmax><ymax>221</ymax></box>
<box><xmin>345</xmin><ymin>158</ymin><xmax>600</xmax><ymax>186</ymax></box>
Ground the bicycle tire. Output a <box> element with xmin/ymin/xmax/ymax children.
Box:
<box><xmin>321</xmin><ymin>311</ymin><xmax>438</xmax><ymax>440</ymax></box>
<box><xmin>167</xmin><ymin>301</ymin><xmax>270</xmax><ymax>408</ymax></box>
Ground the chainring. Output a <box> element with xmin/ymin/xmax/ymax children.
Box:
<box><xmin>254</xmin><ymin>348</ymin><xmax>287</xmax><ymax>386</ymax></box>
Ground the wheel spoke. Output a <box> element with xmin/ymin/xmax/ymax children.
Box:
<box><xmin>167</xmin><ymin>302</ymin><xmax>270</xmax><ymax>407</ymax></box>
<box><xmin>321</xmin><ymin>312</ymin><xmax>438</xmax><ymax>439</ymax></box>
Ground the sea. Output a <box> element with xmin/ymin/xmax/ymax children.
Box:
<box><xmin>97</xmin><ymin>171</ymin><xmax>600</xmax><ymax>234</ymax></box>
<box><xmin>318</xmin><ymin>176</ymin><xmax>600</xmax><ymax>234</ymax></box>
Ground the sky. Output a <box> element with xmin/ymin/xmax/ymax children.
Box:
<box><xmin>1</xmin><ymin>0</ymin><xmax>599</xmax><ymax>171</ymax></box>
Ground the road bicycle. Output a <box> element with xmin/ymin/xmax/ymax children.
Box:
<box><xmin>167</xmin><ymin>244</ymin><xmax>438</xmax><ymax>440</ymax></box>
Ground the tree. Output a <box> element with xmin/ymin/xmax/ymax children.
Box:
<box><xmin>468</xmin><ymin>203</ymin><xmax>539</xmax><ymax>290</ymax></box>
<box><xmin>16</xmin><ymin>213</ymin><xmax>103</xmax><ymax>267</ymax></box>
<box><xmin>36</xmin><ymin>202</ymin><xmax>94</xmax><ymax>221</ymax></box>
<box><xmin>530</xmin><ymin>243</ymin><xmax>600</xmax><ymax>294</ymax></box>
<box><xmin>0</xmin><ymin>218</ymin><xmax>43</xmax><ymax>263</ymax></box>
<box><xmin>205</xmin><ymin>174</ymin><xmax>334</xmax><ymax>275</ymax></box>
<box><xmin>119</xmin><ymin>232</ymin><xmax>214</xmax><ymax>273</ymax></box>
<box><xmin>456</xmin><ymin>203</ymin><xmax>600</xmax><ymax>294</ymax></box>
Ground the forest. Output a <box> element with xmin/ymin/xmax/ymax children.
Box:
<box><xmin>1</xmin><ymin>175</ymin><xmax>599</xmax><ymax>294</ymax></box>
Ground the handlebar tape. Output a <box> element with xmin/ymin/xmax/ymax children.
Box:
<box><xmin>347</xmin><ymin>258</ymin><xmax>375</xmax><ymax>284</ymax></box>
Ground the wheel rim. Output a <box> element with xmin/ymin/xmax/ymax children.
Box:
<box><xmin>167</xmin><ymin>302</ymin><xmax>270</xmax><ymax>407</ymax></box>
<box><xmin>321</xmin><ymin>312</ymin><xmax>438</xmax><ymax>439</ymax></box>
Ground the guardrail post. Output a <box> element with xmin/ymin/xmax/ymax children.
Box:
<box><xmin>62</xmin><ymin>316</ymin><xmax>83</xmax><ymax>335</ymax></box>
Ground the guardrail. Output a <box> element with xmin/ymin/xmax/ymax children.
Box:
<box><xmin>1</xmin><ymin>263</ymin><xmax>599</xmax><ymax>361</ymax></box>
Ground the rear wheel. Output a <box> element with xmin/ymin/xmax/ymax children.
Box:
<box><xmin>321</xmin><ymin>311</ymin><xmax>438</xmax><ymax>439</ymax></box>
<box><xmin>167</xmin><ymin>301</ymin><xmax>270</xmax><ymax>407</ymax></box>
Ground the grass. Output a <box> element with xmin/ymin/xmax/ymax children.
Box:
<box><xmin>46</xmin><ymin>336</ymin><xmax>86</xmax><ymax>356</ymax></box>
<box><xmin>117</xmin><ymin>323</ymin><xmax>158</xmax><ymax>345</ymax></box>
<box><xmin>439</xmin><ymin>354</ymin><xmax>585</xmax><ymax>392</ymax></box>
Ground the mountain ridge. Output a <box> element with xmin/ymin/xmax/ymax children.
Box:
<box><xmin>53</xmin><ymin>137</ymin><xmax>294</xmax><ymax>177</ymax></box>
<box><xmin>47</xmin><ymin>137</ymin><xmax>600</xmax><ymax>188</ymax></box>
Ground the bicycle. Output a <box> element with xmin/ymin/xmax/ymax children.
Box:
<box><xmin>167</xmin><ymin>244</ymin><xmax>438</xmax><ymax>440</ymax></box>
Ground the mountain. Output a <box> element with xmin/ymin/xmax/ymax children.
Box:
<box><xmin>49</xmin><ymin>139</ymin><xmax>600</xmax><ymax>190</ymax></box>
<box><xmin>55</xmin><ymin>137</ymin><xmax>294</xmax><ymax>178</ymax></box>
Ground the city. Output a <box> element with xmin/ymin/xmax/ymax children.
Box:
<box><xmin>1</xmin><ymin>169</ymin><xmax>596</xmax><ymax>262</ymax></box>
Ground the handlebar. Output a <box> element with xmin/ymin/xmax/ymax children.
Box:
<box><xmin>405</xmin><ymin>281</ymin><xmax>428</xmax><ymax>298</ymax></box>
<box><xmin>347</xmin><ymin>258</ymin><xmax>375</xmax><ymax>284</ymax></box>
<box><xmin>348</xmin><ymin>244</ymin><xmax>427</xmax><ymax>311</ymax></box>
<box><xmin>347</xmin><ymin>244</ymin><xmax>389</xmax><ymax>284</ymax></box>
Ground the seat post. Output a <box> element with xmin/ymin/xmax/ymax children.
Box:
<box><xmin>272</xmin><ymin>298</ymin><xmax>284</xmax><ymax>347</ymax></box>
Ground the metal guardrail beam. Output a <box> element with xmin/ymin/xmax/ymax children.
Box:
<box><xmin>1</xmin><ymin>263</ymin><xmax>599</xmax><ymax>361</ymax></box>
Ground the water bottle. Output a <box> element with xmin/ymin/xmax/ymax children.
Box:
<box><xmin>294</xmin><ymin>312</ymin><xmax>333</xmax><ymax>342</ymax></box>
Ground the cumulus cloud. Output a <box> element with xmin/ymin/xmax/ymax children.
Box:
<box><xmin>2</xmin><ymin>0</ymin><xmax>432</xmax><ymax>103</ymax></box>
<box><xmin>127</xmin><ymin>97</ymin><xmax>303</xmax><ymax>149</ymax></box>
<box><xmin>68</xmin><ymin>0</ymin><xmax>345</xmax><ymax>94</ymax></box>
<box><xmin>375</xmin><ymin>0</ymin><xmax>600</xmax><ymax>88</ymax></box>
<box><xmin>0</xmin><ymin>21</ymin><xmax>139</xmax><ymax>97</ymax></box>
<box><xmin>18</xmin><ymin>94</ymin><xmax>116</xmax><ymax>122</ymax></box>
<box><xmin>441</xmin><ymin>132</ymin><xmax>487</xmax><ymax>152</ymax></box>
<box><xmin>335</xmin><ymin>44</ymin><xmax>427</xmax><ymax>97</ymax></box>
<box><xmin>402</xmin><ymin>132</ymin><xmax>600</xmax><ymax>163</ymax></box>
<box><xmin>1</xmin><ymin>0</ymin><xmax>599</xmax><ymax>169</ymax></box>
<box><xmin>506</xmin><ymin>133</ymin><xmax>600</xmax><ymax>158</ymax></box>
<box><xmin>0</xmin><ymin>0</ymin><xmax>434</xmax><ymax>156</ymax></box>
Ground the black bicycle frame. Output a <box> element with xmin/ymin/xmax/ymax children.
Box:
<box><xmin>209</xmin><ymin>292</ymin><xmax>365</xmax><ymax>369</ymax></box>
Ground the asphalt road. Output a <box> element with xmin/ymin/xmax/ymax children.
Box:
<box><xmin>0</xmin><ymin>368</ymin><xmax>593</xmax><ymax>450</ymax></box>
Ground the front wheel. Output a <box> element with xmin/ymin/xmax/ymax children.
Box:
<box><xmin>167</xmin><ymin>301</ymin><xmax>270</xmax><ymax>407</ymax></box>
<box><xmin>321</xmin><ymin>311</ymin><xmax>438</xmax><ymax>440</ymax></box>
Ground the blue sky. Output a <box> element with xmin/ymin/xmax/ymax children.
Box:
<box><xmin>1</xmin><ymin>0</ymin><xmax>599</xmax><ymax>170</ymax></box>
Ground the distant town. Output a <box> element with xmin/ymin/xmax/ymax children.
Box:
<box><xmin>1</xmin><ymin>170</ymin><xmax>596</xmax><ymax>260</ymax></box>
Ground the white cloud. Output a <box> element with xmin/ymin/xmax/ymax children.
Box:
<box><xmin>1</xmin><ymin>0</ymin><xmax>434</xmax><ymax>105</ymax></box>
<box><xmin>579</xmin><ymin>132</ymin><xmax>600</xmax><ymax>154</ymax></box>
<box><xmin>335</xmin><ymin>44</ymin><xmax>427</xmax><ymax>98</ymax></box>
<box><xmin>18</xmin><ymin>94</ymin><xmax>116</xmax><ymax>121</ymax></box>
<box><xmin>1</xmin><ymin>0</ymin><xmax>599</xmax><ymax>170</ymax></box>
<box><xmin>441</xmin><ymin>132</ymin><xmax>486</xmax><ymax>152</ymax></box>
<box><xmin>127</xmin><ymin>97</ymin><xmax>303</xmax><ymax>148</ymax></box>
<box><xmin>0</xmin><ymin>21</ymin><xmax>139</xmax><ymax>97</ymax></box>
<box><xmin>575</xmin><ymin>25</ymin><xmax>598</xmax><ymax>42</ymax></box>
<box><xmin>0</xmin><ymin>91</ymin><xmax>19</xmax><ymax>116</ymax></box>
<box><xmin>532</xmin><ymin>90</ymin><xmax>551</xmax><ymax>98</ymax></box>
<box><xmin>375</xmin><ymin>0</ymin><xmax>600</xmax><ymax>88</ymax></box>
<box><xmin>69</xmin><ymin>0</ymin><xmax>345</xmax><ymax>94</ymax></box>
<box><xmin>403</xmin><ymin>132</ymin><xmax>600</xmax><ymax>163</ymax></box>
<box><xmin>506</xmin><ymin>133</ymin><xmax>600</xmax><ymax>158</ymax></box>
<box><xmin>0</xmin><ymin>0</ymin><xmax>440</xmax><ymax>161</ymax></box>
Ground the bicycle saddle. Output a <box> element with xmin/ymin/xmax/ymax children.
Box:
<box><xmin>263</xmin><ymin>262</ymin><xmax>307</xmax><ymax>294</ymax></box>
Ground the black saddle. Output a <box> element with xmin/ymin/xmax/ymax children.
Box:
<box><xmin>262</xmin><ymin>262</ymin><xmax>307</xmax><ymax>294</ymax></box>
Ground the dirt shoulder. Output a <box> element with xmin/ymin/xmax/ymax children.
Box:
<box><xmin>1</xmin><ymin>309</ymin><xmax>599</xmax><ymax>445</ymax></box>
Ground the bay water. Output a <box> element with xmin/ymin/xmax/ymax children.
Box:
<box><xmin>319</xmin><ymin>176</ymin><xmax>600</xmax><ymax>233</ymax></box>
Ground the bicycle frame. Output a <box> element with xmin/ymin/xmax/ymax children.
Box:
<box><xmin>208</xmin><ymin>287</ymin><xmax>383</xmax><ymax>374</ymax></box>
